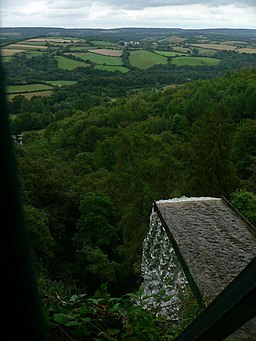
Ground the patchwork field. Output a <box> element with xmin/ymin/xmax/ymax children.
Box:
<box><xmin>191</xmin><ymin>44</ymin><xmax>237</xmax><ymax>51</ymax></box>
<box><xmin>56</xmin><ymin>56</ymin><xmax>89</xmax><ymax>70</ymax></box>
<box><xmin>68</xmin><ymin>52</ymin><xmax>124</xmax><ymax>66</ymax></box>
<box><xmin>25</xmin><ymin>51</ymin><xmax>45</xmax><ymax>58</ymax></box>
<box><xmin>160</xmin><ymin>35</ymin><xmax>187</xmax><ymax>43</ymax></box>
<box><xmin>95</xmin><ymin>65</ymin><xmax>129</xmax><ymax>73</ymax></box>
<box><xmin>91</xmin><ymin>40</ymin><xmax>118</xmax><ymax>47</ymax></box>
<box><xmin>45</xmin><ymin>80</ymin><xmax>78</xmax><ymax>86</ymax></box>
<box><xmin>69</xmin><ymin>46</ymin><xmax>91</xmax><ymax>51</ymax></box>
<box><xmin>172</xmin><ymin>46</ymin><xmax>192</xmax><ymax>53</ymax></box>
<box><xmin>2</xmin><ymin>56</ymin><xmax>14</xmax><ymax>62</ymax></box>
<box><xmin>7</xmin><ymin>83</ymin><xmax>54</xmax><ymax>94</ymax></box>
<box><xmin>8</xmin><ymin>91</ymin><xmax>53</xmax><ymax>100</ymax></box>
<box><xmin>26</xmin><ymin>37</ymin><xmax>82</xmax><ymax>43</ymax></box>
<box><xmin>193</xmin><ymin>48</ymin><xmax>217</xmax><ymax>57</ymax></box>
<box><xmin>220</xmin><ymin>41</ymin><xmax>247</xmax><ymax>46</ymax></box>
<box><xmin>171</xmin><ymin>56</ymin><xmax>221</xmax><ymax>66</ymax></box>
<box><xmin>5</xmin><ymin>43</ymin><xmax>48</xmax><ymax>50</ymax></box>
<box><xmin>88</xmin><ymin>49</ymin><xmax>122</xmax><ymax>57</ymax></box>
<box><xmin>238</xmin><ymin>48</ymin><xmax>256</xmax><ymax>54</ymax></box>
<box><xmin>19</xmin><ymin>40</ymin><xmax>48</xmax><ymax>46</ymax></box>
<box><xmin>154</xmin><ymin>50</ymin><xmax>185</xmax><ymax>57</ymax></box>
<box><xmin>129</xmin><ymin>50</ymin><xmax>168</xmax><ymax>69</ymax></box>
<box><xmin>1</xmin><ymin>49</ymin><xmax>24</xmax><ymax>56</ymax></box>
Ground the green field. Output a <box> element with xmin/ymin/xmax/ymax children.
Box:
<box><xmin>193</xmin><ymin>48</ymin><xmax>217</xmax><ymax>57</ymax></box>
<box><xmin>25</xmin><ymin>51</ymin><xmax>45</xmax><ymax>58</ymax></box>
<box><xmin>7</xmin><ymin>84</ymin><xmax>54</xmax><ymax>94</ymax></box>
<box><xmin>161</xmin><ymin>35</ymin><xmax>187</xmax><ymax>43</ymax></box>
<box><xmin>171</xmin><ymin>56</ymin><xmax>221</xmax><ymax>66</ymax></box>
<box><xmin>95</xmin><ymin>65</ymin><xmax>129</xmax><ymax>73</ymax></box>
<box><xmin>91</xmin><ymin>40</ymin><xmax>117</xmax><ymax>47</ymax></box>
<box><xmin>238</xmin><ymin>48</ymin><xmax>256</xmax><ymax>54</ymax></box>
<box><xmin>129</xmin><ymin>50</ymin><xmax>168</xmax><ymax>69</ymax></box>
<box><xmin>8</xmin><ymin>91</ymin><xmax>53</xmax><ymax>100</ymax></box>
<box><xmin>69</xmin><ymin>52</ymin><xmax>124</xmax><ymax>66</ymax></box>
<box><xmin>19</xmin><ymin>40</ymin><xmax>48</xmax><ymax>46</ymax></box>
<box><xmin>172</xmin><ymin>46</ymin><xmax>192</xmax><ymax>54</ymax></box>
<box><xmin>45</xmin><ymin>80</ymin><xmax>78</xmax><ymax>86</ymax></box>
<box><xmin>7</xmin><ymin>43</ymin><xmax>47</xmax><ymax>50</ymax></box>
<box><xmin>2</xmin><ymin>56</ymin><xmax>14</xmax><ymax>62</ymax></box>
<box><xmin>69</xmin><ymin>46</ymin><xmax>91</xmax><ymax>51</ymax></box>
<box><xmin>154</xmin><ymin>50</ymin><xmax>184</xmax><ymax>57</ymax></box>
<box><xmin>56</xmin><ymin>56</ymin><xmax>89</xmax><ymax>70</ymax></box>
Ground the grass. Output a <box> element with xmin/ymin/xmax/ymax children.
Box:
<box><xmin>69</xmin><ymin>46</ymin><xmax>91</xmax><ymax>51</ymax></box>
<box><xmin>91</xmin><ymin>40</ymin><xmax>117</xmax><ymax>47</ymax></box>
<box><xmin>68</xmin><ymin>52</ymin><xmax>124</xmax><ymax>66</ymax></box>
<box><xmin>27</xmin><ymin>37</ymin><xmax>81</xmax><ymax>43</ymax></box>
<box><xmin>191</xmin><ymin>44</ymin><xmax>237</xmax><ymax>51</ymax></box>
<box><xmin>238</xmin><ymin>48</ymin><xmax>256</xmax><ymax>54</ymax></box>
<box><xmin>88</xmin><ymin>49</ymin><xmax>122</xmax><ymax>57</ymax></box>
<box><xmin>8</xmin><ymin>91</ymin><xmax>53</xmax><ymax>100</ymax></box>
<box><xmin>19</xmin><ymin>40</ymin><xmax>48</xmax><ymax>46</ymax></box>
<box><xmin>129</xmin><ymin>50</ymin><xmax>167</xmax><ymax>69</ymax></box>
<box><xmin>161</xmin><ymin>35</ymin><xmax>186</xmax><ymax>43</ymax></box>
<box><xmin>172</xmin><ymin>46</ymin><xmax>192</xmax><ymax>54</ymax></box>
<box><xmin>55</xmin><ymin>56</ymin><xmax>89</xmax><ymax>70</ymax></box>
<box><xmin>171</xmin><ymin>56</ymin><xmax>221</xmax><ymax>66</ymax></box>
<box><xmin>45</xmin><ymin>80</ymin><xmax>78</xmax><ymax>86</ymax></box>
<box><xmin>6</xmin><ymin>43</ymin><xmax>47</xmax><ymax>50</ymax></box>
<box><xmin>1</xmin><ymin>49</ymin><xmax>24</xmax><ymax>56</ymax></box>
<box><xmin>25</xmin><ymin>51</ymin><xmax>45</xmax><ymax>58</ymax></box>
<box><xmin>154</xmin><ymin>50</ymin><xmax>185</xmax><ymax>57</ymax></box>
<box><xmin>193</xmin><ymin>48</ymin><xmax>217</xmax><ymax>57</ymax></box>
<box><xmin>7</xmin><ymin>84</ymin><xmax>54</xmax><ymax>94</ymax></box>
<box><xmin>95</xmin><ymin>65</ymin><xmax>129</xmax><ymax>73</ymax></box>
<box><xmin>2</xmin><ymin>56</ymin><xmax>14</xmax><ymax>62</ymax></box>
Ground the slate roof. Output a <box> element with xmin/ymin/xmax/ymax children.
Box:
<box><xmin>154</xmin><ymin>196</ymin><xmax>256</xmax><ymax>339</ymax></box>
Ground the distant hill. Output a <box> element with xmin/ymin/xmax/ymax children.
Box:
<box><xmin>1</xmin><ymin>27</ymin><xmax>256</xmax><ymax>41</ymax></box>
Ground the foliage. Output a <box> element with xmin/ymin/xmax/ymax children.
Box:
<box><xmin>13</xmin><ymin>66</ymin><xmax>256</xmax><ymax>296</ymax></box>
<box><xmin>40</xmin><ymin>280</ymin><xmax>200</xmax><ymax>340</ymax></box>
<box><xmin>230</xmin><ymin>190</ymin><xmax>256</xmax><ymax>226</ymax></box>
<box><xmin>171</xmin><ymin>56</ymin><xmax>220</xmax><ymax>67</ymax></box>
<box><xmin>6</xmin><ymin>37</ymin><xmax>255</xmax><ymax>338</ymax></box>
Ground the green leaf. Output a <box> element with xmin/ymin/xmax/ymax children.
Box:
<box><xmin>53</xmin><ymin>313</ymin><xmax>69</xmax><ymax>325</ymax></box>
<box><xmin>81</xmin><ymin>317</ymin><xmax>91</xmax><ymax>322</ymax></box>
<box><xmin>66</xmin><ymin>321</ymin><xmax>79</xmax><ymax>327</ymax></box>
<box><xmin>106</xmin><ymin>328</ymin><xmax>121</xmax><ymax>335</ymax></box>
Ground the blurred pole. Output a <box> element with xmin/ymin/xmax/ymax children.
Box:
<box><xmin>0</xmin><ymin>55</ymin><xmax>46</xmax><ymax>338</ymax></box>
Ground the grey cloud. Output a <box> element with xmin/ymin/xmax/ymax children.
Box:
<box><xmin>2</xmin><ymin>0</ymin><xmax>255</xmax><ymax>11</ymax></box>
<box><xmin>97</xmin><ymin>0</ymin><xmax>256</xmax><ymax>10</ymax></box>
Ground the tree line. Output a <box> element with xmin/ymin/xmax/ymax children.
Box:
<box><xmin>12</xmin><ymin>67</ymin><xmax>256</xmax><ymax>299</ymax></box>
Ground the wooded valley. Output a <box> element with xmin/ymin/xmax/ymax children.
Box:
<box><xmin>2</xmin><ymin>27</ymin><xmax>256</xmax><ymax>339</ymax></box>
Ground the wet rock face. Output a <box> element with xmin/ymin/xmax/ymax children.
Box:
<box><xmin>141</xmin><ymin>208</ymin><xmax>190</xmax><ymax>319</ymax></box>
<box><xmin>155</xmin><ymin>197</ymin><xmax>256</xmax><ymax>305</ymax></box>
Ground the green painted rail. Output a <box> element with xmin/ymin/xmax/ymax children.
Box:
<box><xmin>175</xmin><ymin>255</ymin><xmax>256</xmax><ymax>340</ymax></box>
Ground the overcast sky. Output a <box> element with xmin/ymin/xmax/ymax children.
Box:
<box><xmin>1</xmin><ymin>0</ymin><xmax>256</xmax><ymax>29</ymax></box>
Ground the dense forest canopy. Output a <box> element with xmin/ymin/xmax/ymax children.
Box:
<box><xmin>12</xmin><ymin>67</ymin><xmax>256</xmax><ymax>294</ymax></box>
<box><xmin>2</xmin><ymin>27</ymin><xmax>256</xmax><ymax>339</ymax></box>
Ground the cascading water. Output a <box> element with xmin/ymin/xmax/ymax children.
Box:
<box><xmin>141</xmin><ymin>204</ymin><xmax>191</xmax><ymax>319</ymax></box>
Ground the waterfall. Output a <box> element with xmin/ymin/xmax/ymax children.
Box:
<box><xmin>141</xmin><ymin>205</ymin><xmax>190</xmax><ymax>319</ymax></box>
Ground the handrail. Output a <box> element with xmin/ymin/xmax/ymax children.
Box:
<box><xmin>175</xmin><ymin>255</ymin><xmax>256</xmax><ymax>340</ymax></box>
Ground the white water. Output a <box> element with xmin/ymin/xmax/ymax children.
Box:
<box><xmin>141</xmin><ymin>205</ymin><xmax>190</xmax><ymax>319</ymax></box>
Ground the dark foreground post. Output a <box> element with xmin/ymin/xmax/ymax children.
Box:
<box><xmin>175</xmin><ymin>255</ymin><xmax>256</xmax><ymax>340</ymax></box>
<box><xmin>0</xmin><ymin>57</ymin><xmax>46</xmax><ymax>338</ymax></box>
